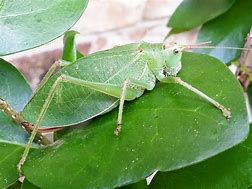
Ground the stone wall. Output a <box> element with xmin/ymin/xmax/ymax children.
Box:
<box><xmin>4</xmin><ymin>0</ymin><xmax>197</xmax><ymax>90</ymax></box>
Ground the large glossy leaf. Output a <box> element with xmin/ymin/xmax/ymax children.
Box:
<box><xmin>195</xmin><ymin>0</ymin><xmax>252</xmax><ymax>64</ymax></box>
<box><xmin>0</xmin><ymin>0</ymin><xmax>88</xmax><ymax>55</ymax></box>
<box><xmin>1</xmin><ymin>144</ymin><xmax>24</xmax><ymax>189</ymax></box>
<box><xmin>0</xmin><ymin>59</ymin><xmax>31</xmax><ymax>144</ymax></box>
<box><xmin>144</xmin><ymin>124</ymin><xmax>252</xmax><ymax>189</ymax></box>
<box><xmin>0</xmin><ymin>59</ymin><xmax>32</xmax><ymax>188</ymax></box>
<box><xmin>23</xmin><ymin>52</ymin><xmax>248</xmax><ymax>188</ymax></box>
<box><xmin>168</xmin><ymin>0</ymin><xmax>235</xmax><ymax>32</ymax></box>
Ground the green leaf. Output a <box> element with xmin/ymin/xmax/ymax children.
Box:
<box><xmin>0</xmin><ymin>59</ymin><xmax>32</xmax><ymax>188</ymax></box>
<box><xmin>77</xmin><ymin>50</ymin><xmax>86</xmax><ymax>59</ymax></box>
<box><xmin>62</xmin><ymin>30</ymin><xmax>86</xmax><ymax>61</ymax></box>
<box><xmin>23</xmin><ymin>52</ymin><xmax>248</xmax><ymax>188</ymax></box>
<box><xmin>0</xmin><ymin>144</ymin><xmax>23</xmax><ymax>189</ymax></box>
<box><xmin>146</xmin><ymin>124</ymin><xmax>252</xmax><ymax>189</ymax></box>
<box><xmin>0</xmin><ymin>59</ymin><xmax>31</xmax><ymax>144</ymax></box>
<box><xmin>62</xmin><ymin>30</ymin><xmax>79</xmax><ymax>62</ymax></box>
<box><xmin>195</xmin><ymin>0</ymin><xmax>252</xmax><ymax>64</ymax></box>
<box><xmin>168</xmin><ymin>0</ymin><xmax>235</xmax><ymax>31</ymax></box>
<box><xmin>0</xmin><ymin>59</ymin><xmax>31</xmax><ymax>112</ymax></box>
<box><xmin>0</xmin><ymin>0</ymin><xmax>88</xmax><ymax>55</ymax></box>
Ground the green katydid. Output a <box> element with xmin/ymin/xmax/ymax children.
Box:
<box><xmin>2</xmin><ymin>37</ymin><xmax>244</xmax><ymax>175</ymax></box>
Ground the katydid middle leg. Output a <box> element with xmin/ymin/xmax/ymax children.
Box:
<box><xmin>59</xmin><ymin>75</ymin><xmax>155</xmax><ymax>134</ymax></box>
<box><xmin>161</xmin><ymin>76</ymin><xmax>231</xmax><ymax>118</ymax></box>
<box><xmin>115</xmin><ymin>78</ymin><xmax>155</xmax><ymax>135</ymax></box>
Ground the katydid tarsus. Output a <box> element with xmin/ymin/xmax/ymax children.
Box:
<box><xmin>2</xmin><ymin>41</ymin><xmax>242</xmax><ymax>175</ymax></box>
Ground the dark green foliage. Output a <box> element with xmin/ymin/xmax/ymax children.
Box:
<box><xmin>0</xmin><ymin>0</ymin><xmax>88</xmax><ymax>55</ymax></box>
<box><xmin>168</xmin><ymin>0</ymin><xmax>252</xmax><ymax>64</ymax></box>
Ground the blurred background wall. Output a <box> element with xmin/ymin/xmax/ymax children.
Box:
<box><xmin>3</xmin><ymin>0</ymin><xmax>197</xmax><ymax>90</ymax></box>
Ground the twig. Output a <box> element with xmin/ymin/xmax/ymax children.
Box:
<box><xmin>0</xmin><ymin>98</ymin><xmax>51</xmax><ymax>145</ymax></box>
<box><xmin>236</xmin><ymin>27</ymin><xmax>252</xmax><ymax>90</ymax></box>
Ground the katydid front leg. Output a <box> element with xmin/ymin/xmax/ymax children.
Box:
<box><xmin>160</xmin><ymin>76</ymin><xmax>231</xmax><ymax>119</ymax></box>
<box><xmin>33</xmin><ymin>60</ymin><xmax>71</xmax><ymax>96</ymax></box>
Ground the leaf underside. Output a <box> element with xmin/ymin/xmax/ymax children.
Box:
<box><xmin>168</xmin><ymin>0</ymin><xmax>235</xmax><ymax>31</ymax></box>
<box><xmin>0</xmin><ymin>0</ymin><xmax>88</xmax><ymax>55</ymax></box>
<box><xmin>168</xmin><ymin>0</ymin><xmax>252</xmax><ymax>64</ymax></box>
<box><xmin>0</xmin><ymin>59</ymin><xmax>32</xmax><ymax>188</ymax></box>
<box><xmin>195</xmin><ymin>0</ymin><xmax>252</xmax><ymax>64</ymax></box>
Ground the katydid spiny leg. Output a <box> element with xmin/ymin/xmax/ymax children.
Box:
<box><xmin>33</xmin><ymin>61</ymin><xmax>60</xmax><ymax>95</ymax></box>
<box><xmin>61</xmin><ymin>75</ymin><xmax>156</xmax><ymax>135</ymax></box>
<box><xmin>115</xmin><ymin>80</ymin><xmax>129</xmax><ymax>135</ymax></box>
<box><xmin>115</xmin><ymin>78</ymin><xmax>155</xmax><ymax>135</ymax></box>
<box><xmin>33</xmin><ymin>60</ymin><xmax>71</xmax><ymax>96</ymax></box>
<box><xmin>17</xmin><ymin>76</ymin><xmax>62</xmax><ymax>175</ymax></box>
<box><xmin>160</xmin><ymin>76</ymin><xmax>231</xmax><ymax>118</ymax></box>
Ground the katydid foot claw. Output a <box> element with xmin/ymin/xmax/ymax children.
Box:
<box><xmin>114</xmin><ymin>123</ymin><xmax>122</xmax><ymax>136</ymax></box>
<box><xmin>222</xmin><ymin>108</ymin><xmax>231</xmax><ymax>119</ymax></box>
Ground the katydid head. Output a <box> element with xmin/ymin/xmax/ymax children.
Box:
<box><xmin>162</xmin><ymin>42</ymin><xmax>185</xmax><ymax>76</ymax></box>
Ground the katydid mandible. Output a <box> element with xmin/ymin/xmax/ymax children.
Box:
<box><xmin>2</xmin><ymin>42</ymin><xmax>232</xmax><ymax>174</ymax></box>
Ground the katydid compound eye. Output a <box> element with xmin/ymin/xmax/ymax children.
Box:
<box><xmin>173</xmin><ymin>49</ymin><xmax>179</xmax><ymax>55</ymax></box>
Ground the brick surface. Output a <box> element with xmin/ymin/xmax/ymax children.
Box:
<box><xmin>75</xmin><ymin>0</ymin><xmax>146</xmax><ymax>33</ymax></box>
<box><xmin>143</xmin><ymin>0</ymin><xmax>182</xmax><ymax>20</ymax></box>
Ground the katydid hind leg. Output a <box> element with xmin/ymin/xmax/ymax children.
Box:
<box><xmin>161</xmin><ymin>76</ymin><xmax>231</xmax><ymax>118</ymax></box>
<box><xmin>17</xmin><ymin>76</ymin><xmax>63</xmax><ymax>175</ymax></box>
